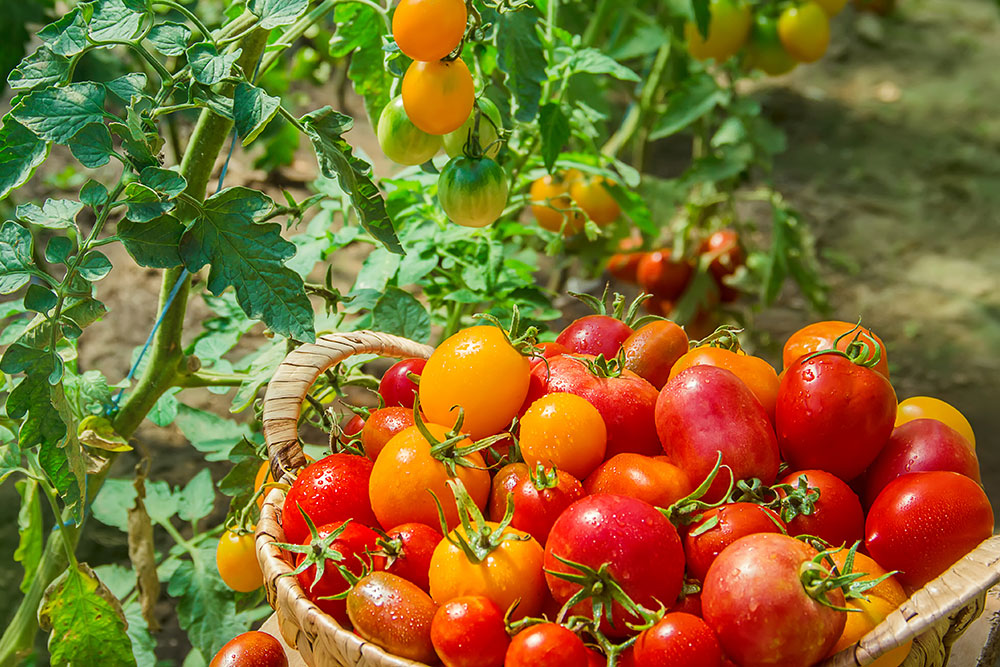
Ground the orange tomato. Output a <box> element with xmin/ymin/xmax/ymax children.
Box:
<box><xmin>369</xmin><ymin>424</ymin><xmax>491</xmax><ymax>530</ymax></box>
<box><xmin>584</xmin><ymin>454</ymin><xmax>693</xmax><ymax>508</ymax></box>
<box><xmin>622</xmin><ymin>320</ymin><xmax>690</xmax><ymax>390</ymax></box>
<box><xmin>361</xmin><ymin>406</ymin><xmax>415</xmax><ymax>461</ymax></box>
<box><xmin>402</xmin><ymin>59</ymin><xmax>475</xmax><ymax>136</ymax></box>
<box><xmin>828</xmin><ymin>596</ymin><xmax>911</xmax><ymax>665</ymax></box>
<box><xmin>529</xmin><ymin>175</ymin><xmax>585</xmax><ymax>234</ymax></box>
<box><xmin>896</xmin><ymin>396</ymin><xmax>975</xmax><ymax>450</ymax></box>
<box><xmin>569</xmin><ymin>176</ymin><xmax>620</xmax><ymax>225</ymax></box>
<box><xmin>782</xmin><ymin>320</ymin><xmax>890</xmax><ymax>379</ymax></box>
<box><xmin>669</xmin><ymin>346</ymin><xmax>780</xmax><ymax>422</ymax></box>
<box><xmin>216</xmin><ymin>529</ymin><xmax>263</xmax><ymax>593</ymax></box>
<box><xmin>827</xmin><ymin>549</ymin><xmax>907</xmax><ymax>608</ymax></box>
<box><xmin>519</xmin><ymin>393</ymin><xmax>607</xmax><ymax>480</ymax></box>
<box><xmin>392</xmin><ymin>0</ymin><xmax>467</xmax><ymax>62</ymax></box>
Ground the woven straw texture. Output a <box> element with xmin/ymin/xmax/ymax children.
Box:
<box><xmin>256</xmin><ymin>331</ymin><xmax>1000</xmax><ymax>667</ymax></box>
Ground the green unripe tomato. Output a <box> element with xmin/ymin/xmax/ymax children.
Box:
<box><xmin>443</xmin><ymin>98</ymin><xmax>503</xmax><ymax>159</ymax></box>
<box><xmin>377</xmin><ymin>95</ymin><xmax>442</xmax><ymax>166</ymax></box>
<box><xmin>437</xmin><ymin>156</ymin><xmax>509</xmax><ymax>228</ymax></box>
<box><xmin>745</xmin><ymin>14</ymin><xmax>798</xmax><ymax>76</ymax></box>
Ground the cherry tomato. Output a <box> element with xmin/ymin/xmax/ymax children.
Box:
<box><xmin>341</xmin><ymin>414</ymin><xmax>365</xmax><ymax>444</ymax></box>
<box><xmin>778</xmin><ymin>470</ymin><xmax>864</xmax><ymax>548</ymax></box>
<box><xmin>420</xmin><ymin>325</ymin><xmax>530</xmax><ymax>439</ymax></box>
<box><xmin>431</xmin><ymin>595</ymin><xmax>510</xmax><ymax>667</ymax></box>
<box><xmin>377</xmin><ymin>95</ymin><xmax>442</xmax><ymax>166</ymax></box>
<box><xmin>392</xmin><ymin>0</ymin><xmax>467</xmax><ymax>62</ymax></box>
<box><xmin>504</xmin><ymin>623</ymin><xmax>589</xmax><ymax>667</ymax></box>
<box><xmin>608</xmin><ymin>252</ymin><xmax>644</xmax><ymax>284</ymax></box>
<box><xmin>683</xmin><ymin>503</ymin><xmax>786</xmax><ymax>582</ymax></box>
<box><xmin>633</xmin><ymin>612</ymin><xmax>723</xmax><ymax>667</ymax></box>
<box><xmin>360</xmin><ymin>407</ymin><xmax>415</xmax><ymax>461</ymax></box>
<box><xmin>569</xmin><ymin>176</ymin><xmax>620</xmax><ymax>225</ymax></box>
<box><xmin>529</xmin><ymin>341</ymin><xmax>572</xmax><ymax>370</ymax></box>
<box><xmin>530</xmin><ymin>174</ymin><xmax>584</xmax><ymax>234</ymax></box>
<box><xmin>828</xmin><ymin>595</ymin><xmax>911</xmax><ymax>666</ymax></box>
<box><xmin>668</xmin><ymin>346</ymin><xmax>780</xmax><ymax>422</ymax></box>
<box><xmin>556</xmin><ymin>314</ymin><xmax>633</xmax><ymax>359</ymax></box>
<box><xmin>402</xmin><ymin>59</ymin><xmax>475</xmax><ymax>136</ymax></box>
<box><xmin>782</xmin><ymin>320</ymin><xmax>890</xmax><ymax>379</ymax></box>
<box><xmin>685</xmin><ymin>0</ymin><xmax>752</xmax><ymax>62</ymax></box>
<box><xmin>347</xmin><ymin>571</ymin><xmax>438</xmax><ymax>663</ymax></box>
<box><xmin>744</xmin><ymin>14</ymin><xmax>797</xmax><ymax>76</ymax></box>
<box><xmin>210</xmin><ymin>631</ymin><xmax>287</xmax><ymax>667</ymax></box>
<box><xmin>827</xmin><ymin>549</ymin><xmax>907</xmax><ymax>608</ymax></box>
<box><xmin>865</xmin><ymin>471</ymin><xmax>994</xmax><ymax>589</ymax></box>
<box><xmin>778</xmin><ymin>2</ymin><xmax>831</xmax><ymax>63</ymax></box>
<box><xmin>382</xmin><ymin>522</ymin><xmax>443</xmax><ymax>592</ymax></box>
<box><xmin>281</xmin><ymin>453</ymin><xmax>377</xmax><ymax>546</ymax></box>
<box><xmin>379</xmin><ymin>357</ymin><xmax>427</xmax><ymax>409</ymax></box>
<box><xmin>216</xmin><ymin>529</ymin><xmax>263</xmax><ymax>593</ymax></box>
<box><xmin>622</xmin><ymin>320</ymin><xmax>689</xmax><ymax>390</ymax></box>
<box><xmin>584</xmin><ymin>454</ymin><xmax>692</xmax><ymax>510</ymax></box>
<box><xmin>488</xmin><ymin>462</ymin><xmax>585</xmax><ymax>544</ymax></box>
<box><xmin>439</xmin><ymin>156</ymin><xmax>509</xmax><ymax>228</ymax></box>
<box><xmin>699</xmin><ymin>230</ymin><xmax>744</xmax><ymax>302</ymax></box>
<box><xmin>255</xmin><ymin>456</ymin><xmax>315</xmax><ymax>510</ymax></box>
<box><xmin>444</xmin><ymin>98</ymin><xmax>503</xmax><ymax>160</ymax></box>
<box><xmin>520</xmin><ymin>393</ymin><xmax>607</xmax><ymax>480</ymax></box>
<box><xmin>656</xmin><ymin>366</ymin><xmax>781</xmax><ymax>502</ymax></box>
<box><xmin>637</xmin><ymin>250</ymin><xmax>694</xmax><ymax>302</ymax></box>
<box><xmin>896</xmin><ymin>396</ymin><xmax>975</xmax><ymax>450</ymax></box>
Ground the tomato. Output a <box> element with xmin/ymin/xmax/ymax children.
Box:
<box><xmin>504</xmin><ymin>623</ymin><xmax>589</xmax><ymax>667</ymax></box>
<box><xmin>341</xmin><ymin>414</ymin><xmax>365</xmax><ymax>444</ymax></box>
<box><xmin>529</xmin><ymin>341</ymin><xmax>571</xmax><ymax>370</ymax></box>
<box><xmin>586</xmin><ymin>648</ymin><xmax>607</xmax><ymax>667</ymax></box>
<box><xmin>210</xmin><ymin>631</ymin><xmax>287</xmax><ymax>667</ymax></box>
<box><xmin>896</xmin><ymin>396</ymin><xmax>975</xmax><ymax>450</ymax></box>
<box><xmin>255</xmin><ymin>456</ymin><xmax>315</xmax><ymax>510</ymax></box>
<box><xmin>556</xmin><ymin>314</ymin><xmax>633</xmax><ymax>359</ymax></box>
<box><xmin>402</xmin><ymin>58</ymin><xmax>475</xmax><ymax>136</ymax></box>
<box><xmin>668</xmin><ymin>346</ymin><xmax>779</xmax><ymax>422</ymax></box>
<box><xmin>703</xmin><ymin>534</ymin><xmax>846</xmax><ymax>667</ymax></box>
<box><xmin>216</xmin><ymin>529</ymin><xmax>263</xmax><ymax>592</ymax></box>
<box><xmin>584</xmin><ymin>454</ymin><xmax>692</xmax><ymax>510</ymax></box>
<box><xmin>637</xmin><ymin>251</ymin><xmax>694</xmax><ymax>302</ymax></box>
<box><xmin>827</xmin><ymin>595</ymin><xmax>911</xmax><ymax>666</ymax></box>
<box><xmin>392</xmin><ymin>0</ymin><xmax>467</xmax><ymax>62</ymax></box>
<box><xmin>744</xmin><ymin>14</ymin><xmax>797</xmax><ymax>76</ymax></box>
<box><xmin>863</xmin><ymin>419</ymin><xmax>980</xmax><ymax>507</ymax></box>
<box><xmin>814</xmin><ymin>0</ymin><xmax>848</xmax><ymax>16</ymax></box>
<box><xmin>369</xmin><ymin>423</ymin><xmax>491</xmax><ymax>530</ymax></box>
<box><xmin>360</xmin><ymin>407</ymin><xmax>414</xmax><ymax>461</ymax></box>
<box><xmin>782</xmin><ymin>320</ymin><xmax>890</xmax><ymax>379</ymax></box>
<box><xmin>429</xmin><ymin>520</ymin><xmax>546</xmax><ymax>620</ymax></box>
<box><xmin>295</xmin><ymin>521</ymin><xmax>384</xmax><ymax>625</ymax></box>
<box><xmin>347</xmin><ymin>571</ymin><xmax>438</xmax><ymax>663</ymax></box>
<box><xmin>379</xmin><ymin>357</ymin><xmax>427</xmax><ymax>409</ymax></box>
<box><xmin>488</xmin><ymin>462</ymin><xmax>585</xmax><ymax>544</ymax></box>
<box><xmin>608</xmin><ymin>252</ymin><xmax>644</xmax><ymax>284</ymax></box>
<box><xmin>439</xmin><ymin>156</ymin><xmax>509</xmax><ymax>228</ymax></box>
<box><xmin>530</xmin><ymin>174</ymin><xmax>584</xmax><ymax>234</ymax></box>
<box><xmin>685</xmin><ymin>0</ymin><xmax>752</xmax><ymax>62</ymax></box>
<box><xmin>699</xmin><ymin>230</ymin><xmax>744</xmax><ymax>302</ymax></box>
<box><xmin>671</xmin><ymin>590</ymin><xmax>702</xmax><ymax>617</ymax></box>
<box><xmin>683</xmin><ymin>504</ymin><xmax>786</xmax><ymax>583</ymax></box>
<box><xmin>545</xmin><ymin>495</ymin><xmax>685</xmax><ymax>636</ymax></box>
<box><xmin>420</xmin><ymin>325</ymin><xmax>530</xmax><ymax>439</ymax></box>
<box><xmin>621</xmin><ymin>320</ymin><xmax>689</xmax><ymax>390</ymax></box>
<box><xmin>656</xmin><ymin>366</ymin><xmax>780</xmax><ymax>502</ymax></box>
<box><xmin>281</xmin><ymin>453</ymin><xmax>377</xmax><ymax>546</ymax></box>
<box><xmin>526</xmin><ymin>355</ymin><xmax>661</xmax><ymax>457</ymax></box>
<box><xmin>633</xmin><ymin>612</ymin><xmax>723</xmax><ymax>667</ymax></box>
<box><xmin>827</xmin><ymin>549</ymin><xmax>907</xmax><ymax>608</ymax></box>
<box><xmin>865</xmin><ymin>471</ymin><xmax>994</xmax><ymax>589</ymax></box>
<box><xmin>569</xmin><ymin>176</ymin><xmax>620</xmax><ymax>225</ymax></box>
<box><xmin>377</xmin><ymin>95</ymin><xmax>442</xmax><ymax>166</ymax></box>
<box><xmin>778</xmin><ymin>351</ymin><xmax>896</xmax><ymax>481</ymax></box>
<box><xmin>778</xmin><ymin>2</ymin><xmax>831</xmax><ymax>63</ymax></box>
<box><xmin>777</xmin><ymin>470</ymin><xmax>864</xmax><ymax>548</ymax></box>
<box><xmin>444</xmin><ymin>98</ymin><xmax>503</xmax><ymax>160</ymax></box>
<box><xmin>431</xmin><ymin>596</ymin><xmax>510</xmax><ymax>667</ymax></box>
<box><xmin>382</xmin><ymin>522</ymin><xmax>443</xmax><ymax>592</ymax></box>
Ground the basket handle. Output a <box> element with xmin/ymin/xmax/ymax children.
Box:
<box><xmin>261</xmin><ymin>331</ymin><xmax>434</xmax><ymax>481</ymax></box>
<box><xmin>821</xmin><ymin>534</ymin><xmax>1000</xmax><ymax>666</ymax></box>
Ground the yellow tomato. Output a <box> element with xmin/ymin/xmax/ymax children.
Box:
<box><xmin>401</xmin><ymin>59</ymin><xmax>475</xmax><ymax>136</ymax></box>
<box><xmin>520</xmin><ymin>393</ymin><xmax>607</xmax><ymax>480</ymax></box>
<box><xmin>814</xmin><ymin>0</ymin><xmax>848</xmax><ymax>15</ymax></box>
<box><xmin>216</xmin><ymin>530</ymin><xmax>263</xmax><ymax>593</ymax></box>
<box><xmin>896</xmin><ymin>396</ymin><xmax>975</xmax><ymax>450</ymax></box>
<box><xmin>778</xmin><ymin>3</ymin><xmax>831</xmax><ymax>63</ymax></box>
<box><xmin>829</xmin><ymin>596</ymin><xmax>911</xmax><ymax>665</ymax></box>
<box><xmin>685</xmin><ymin>0</ymin><xmax>752</xmax><ymax>62</ymax></box>
<box><xmin>569</xmin><ymin>176</ymin><xmax>620</xmax><ymax>225</ymax></box>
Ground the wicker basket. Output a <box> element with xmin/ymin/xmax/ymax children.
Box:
<box><xmin>255</xmin><ymin>331</ymin><xmax>1000</xmax><ymax>667</ymax></box>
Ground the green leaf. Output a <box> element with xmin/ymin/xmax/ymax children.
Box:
<box><xmin>168</xmin><ymin>548</ymin><xmax>249</xmax><ymax>658</ymax></box>
<box><xmin>147</xmin><ymin>21</ymin><xmax>192</xmax><ymax>57</ymax></box>
<box><xmin>77</xmin><ymin>251</ymin><xmax>113</xmax><ymax>281</ymax></box>
<box><xmin>563</xmin><ymin>48</ymin><xmax>641</xmax><ymax>82</ymax></box>
<box><xmin>8</xmin><ymin>371</ymin><xmax>72</xmax><ymax>496</ymax></box>
<box><xmin>328</xmin><ymin>3</ymin><xmax>382</xmax><ymax>58</ymax></box>
<box><xmin>91</xmin><ymin>479</ymin><xmax>135</xmax><ymax>532</ymax></box>
<box><xmin>24</xmin><ymin>284</ymin><xmax>57</xmax><ymax>314</ymax></box>
<box><xmin>17</xmin><ymin>198</ymin><xmax>83</xmax><ymax>230</ymax></box>
<box><xmin>539</xmin><ymin>103</ymin><xmax>570</xmax><ymax>174</ymax></box>
<box><xmin>14</xmin><ymin>479</ymin><xmax>44</xmax><ymax>593</ymax></box>
<box><xmin>650</xmin><ymin>73</ymin><xmax>727</xmax><ymax>140</ymax></box>
<box><xmin>231</xmin><ymin>341</ymin><xmax>284</xmax><ymax>413</ymax></box>
<box><xmin>68</xmin><ymin>123</ymin><xmax>114</xmax><ymax>168</ymax></box>
<box><xmin>8</xmin><ymin>45</ymin><xmax>71</xmax><ymax>91</ymax></box>
<box><xmin>1</xmin><ymin>440</ymin><xmax>24</xmax><ymax>484</ymax></box>
<box><xmin>234</xmin><ymin>83</ymin><xmax>280</xmax><ymax>146</ymax></box>
<box><xmin>178</xmin><ymin>469</ymin><xmax>215</xmax><ymax>522</ymax></box>
<box><xmin>89</xmin><ymin>0</ymin><xmax>145</xmax><ymax>42</ymax></box>
<box><xmin>188</xmin><ymin>43</ymin><xmax>241</xmax><ymax>86</ymax></box>
<box><xmin>301</xmin><ymin>107</ymin><xmax>400</xmax><ymax>254</ymax></box>
<box><xmin>148</xmin><ymin>388</ymin><xmax>180</xmax><ymax>427</ymax></box>
<box><xmin>345</xmin><ymin>44</ymin><xmax>393</xmax><ymax>124</ymax></box>
<box><xmin>38</xmin><ymin>563</ymin><xmax>136</xmax><ymax>667</ymax></box>
<box><xmin>174</xmin><ymin>404</ymin><xmax>256</xmax><ymax>462</ymax></box>
<box><xmin>45</xmin><ymin>236</ymin><xmax>75</xmax><ymax>264</ymax></box>
<box><xmin>351</xmin><ymin>246</ymin><xmax>401</xmax><ymax>295</ymax></box>
<box><xmin>118</xmin><ymin>216</ymin><xmax>184</xmax><ymax>268</ymax></box>
<box><xmin>0</xmin><ymin>117</ymin><xmax>49</xmax><ymax>199</ymax></box>
<box><xmin>219</xmin><ymin>441</ymin><xmax>260</xmax><ymax>506</ymax></box>
<box><xmin>63</xmin><ymin>369</ymin><xmax>115</xmax><ymax>417</ymax></box>
<box><xmin>0</xmin><ymin>220</ymin><xmax>35</xmax><ymax>294</ymax></box>
<box><xmin>106</xmin><ymin>73</ymin><xmax>148</xmax><ymax>103</ymax></box>
<box><xmin>143</xmin><ymin>479</ymin><xmax>180</xmax><ymax>524</ymax></box>
<box><xmin>692</xmin><ymin>0</ymin><xmax>711</xmax><ymax>38</ymax></box>
<box><xmin>122</xmin><ymin>183</ymin><xmax>173</xmax><ymax>222</ymax></box>
<box><xmin>38</xmin><ymin>9</ymin><xmax>90</xmax><ymax>57</ymax></box>
<box><xmin>81</xmin><ymin>180</ymin><xmax>110</xmax><ymax>208</ymax></box>
<box><xmin>496</xmin><ymin>10</ymin><xmax>545</xmax><ymax>123</ymax></box>
<box><xmin>12</xmin><ymin>82</ymin><xmax>108</xmax><ymax>145</ymax></box>
<box><xmin>373</xmin><ymin>287</ymin><xmax>431</xmax><ymax>344</ymax></box>
<box><xmin>248</xmin><ymin>0</ymin><xmax>309</xmax><ymax>29</ymax></box>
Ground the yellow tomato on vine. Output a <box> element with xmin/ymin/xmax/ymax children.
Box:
<box><xmin>685</xmin><ymin>0</ymin><xmax>752</xmax><ymax>63</ymax></box>
<box><xmin>778</xmin><ymin>3</ymin><xmax>831</xmax><ymax>63</ymax></box>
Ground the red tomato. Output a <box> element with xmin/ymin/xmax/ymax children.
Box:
<box><xmin>340</xmin><ymin>414</ymin><xmax>365</xmax><ymax>445</ymax></box>
<box><xmin>896</xmin><ymin>396</ymin><xmax>975</xmax><ymax>449</ymax></box>
<box><xmin>622</xmin><ymin>320</ymin><xmax>689</xmax><ymax>390</ymax></box>
<box><xmin>671</xmin><ymin>590</ymin><xmax>702</xmax><ymax>617</ymax></box>
<box><xmin>210</xmin><ymin>631</ymin><xmax>288</xmax><ymax>667</ymax></box>
<box><xmin>637</xmin><ymin>250</ymin><xmax>693</xmax><ymax>301</ymax></box>
<box><xmin>360</xmin><ymin>407</ymin><xmax>415</xmax><ymax>461</ymax></box>
<box><xmin>431</xmin><ymin>596</ymin><xmax>510</xmax><ymax>667</ymax></box>
<box><xmin>777</xmin><ymin>470</ymin><xmax>864</xmax><ymax>548</ymax></box>
<box><xmin>668</xmin><ymin>346</ymin><xmax>779</xmax><ymax>422</ymax></box>
<box><xmin>545</xmin><ymin>495</ymin><xmax>685</xmax><ymax>636</ymax></box>
<box><xmin>530</xmin><ymin>341</ymin><xmax>572</xmax><ymax>369</ymax></box>
<box><xmin>700</xmin><ymin>230</ymin><xmax>744</xmax><ymax>302</ymax></box>
<box><xmin>505</xmin><ymin>623</ymin><xmax>589</xmax><ymax>667</ymax></box>
<box><xmin>281</xmin><ymin>453</ymin><xmax>377</xmax><ymax>546</ymax></box>
<box><xmin>862</xmin><ymin>419</ymin><xmax>980</xmax><ymax>507</ymax></box>
<box><xmin>683</xmin><ymin>503</ymin><xmax>786</xmax><ymax>583</ymax></box>
<box><xmin>379</xmin><ymin>358</ymin><xmax>427</xmax><ymax>409</ymax></box>
<box><xmin>555</xmin><ymin>314</ymin><xmax>633</xmax><ymax>359</ymax></box>
<box><xmin>703</xmin><ymin>534</ymin><xmax>846</xmax><ymax>667</ymax></box>
<box><xmin>488</xmin><ymin>463</ymin><xmax>584</xmax><ymax>545</ymax></box>
<box><xmin>347</xmin><ymin>571</ymin><xmax>438</xmax><ymax>663</ymax></box>
<box><xmin>655</xmin><ymin>366</ymin><xmax>780</xmax><ymax>502</ymax></box>
<box><xmin>633</xmin><ymin>612</ymin><xmax>723</xmax><ymax>667</ymax></box>
<box><xmin>585</xmin><ymin>648</ymin><xmax>606</xmax><ymax>667</ymax></box>
<box><xmin>382</xmin><ymin>522</ymin><xmax>443</xmax><ymax>592</ymax></box>
<box><xmin>525</xmin><ymin>355</ymin><xmax>661</xmax><ymax>457</ymax></box>
<box><xmin>584</xmin><ymin>454</ymin><xmax>692</xmax><ymax>509</ymax></box>
<box><xmin>776</xmin><ymin>352</ymin><xmax>897</xmax><ymax>481</ymax></box>
<box><xmin>608</xmin><ymin>252</ymin><xmax>644</xmax><ymax>284</ymax></box>
<box><xmin>865</xmin><ymin>471</ymin><xmax>994</xmax><ymax>589</ymax></box>
<box><xmin>782</xmin><ymin>321</ymin><xmax>890</xmax><ymax>379</ymax></box>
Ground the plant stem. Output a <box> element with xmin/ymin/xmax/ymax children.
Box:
<box><xmin>154</xmin><ymin>0</ymin><xmax>216</xmax><ymax>45</ymax></box>
<box><xmin>259</xmin><ymin>0</ymin><xmax>342</xmax><ymax>76</ymax></box>
<box><xmin>175</xmin><ymin>370</ymin><xmax>246</xmax><ymax>388</ymax></box>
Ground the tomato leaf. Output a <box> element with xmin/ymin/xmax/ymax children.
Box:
<box><xmin>16</xmin><ymin>198</ymin><xmax>83</xmax><ymax>231</ymax></box>
<box><xmin>24</xmin><ymin>284</ymin><xmax>57</xmax><ymax>314</ymax></box>
<box><xmin>174</xmin><ymin>404</ymin><xmax>258</xmax><ymax>463</ymax></box>
<box><xmin>168</xmin><ymin>547</ymin><xmax>249</xmax><ymax>658</ymax></box>
<box><xmin>69</xmin><ymin>122</ymin><xmax>115</xmax><ymax>168</ymax></box>
<box><xmin>89</xmin><ymin>0</ymin><xmax>145</xmax><ymax>42</ymax></box>
<box><xmin>650</xmin><ymin>72</ymin><xmax>728</xmax><ymax>140</ymax></box>
<box><xmin>91</xmin><ymin>479</ymin><xmax>137</xmax><ymax>532</ymax></box>
<box><xmin>0</xmin><ymin>222</ymin><xmax>33</xmax><ymax>295</ymax></box>
<box><xmin>0</xmin><ymin>117</ymin><xmax>49</xmax><ymax>199</ymax></box>
<box><xmin>563</xmin><ymin>48</ymin><xmax>641</xmax><ymax>82</ymax></box>
<box><xmin>147</xmin><ymin>21</ymin><xmax>192</xmax><ymax>57</ymax></box>
<box><xmin>496</xmin><ymin>10</ymin><xmax>545</xmax><ymax>123</ymax></box>
<box><xmin>177</xmin><ymin>468</ymin><xmax>215</xmax><ymax>523</ymax></box>
<box><xmin>8</xmin><ymin>45</ymin><xmax>71</xmax><ymax>91</ymax></box>
<box><xmin>539</xmin><ymin>102</ymin><xmax>571</xmax><ymax>174</ymax></box>
<box><xmin>691</xmin><ymin>0</ymin><xmax>711</xmax><ymax>39</ymax></box>
<box><xmin>234</xmin><ymin>82</ymin><xmax>281</xmax><ymax>146</ymax></box>
<box><xmin>77</xmin><ymin>251</ymin><xmax>113</xmax><ymax>281</ymax></box>
<box><xmin>14</xmin><ymin>479</ymin><xmax>44</xmax><ymax>593</ymax></box>
<box><xmin>105</xmin><ymin>73</ymin><xmax>148</xmax><ymax>103</ymax></box>
<box><xmin>147</xmin><ymin>387</ymin><xmax>180</xmax><ymax>427</ymax></box>
<box><xmin>373</xmin><ymin>287</ymin><xmax>431</xmax><ymax>344</ymax></box>
<box><xmin>231</xmin><ymin>340</ymin><xmax>285</xmax><ymax>413</ymax></box>
<box><xmin>12</xmin><ymin>82</ymin><xmax>109</xmax><ymax>145</ymax></box>
<box><xmin>188</xmin><ymin>42</ymin><xmax>242</xmax><ymax>86</ymax></box>
<box><xmin>45</xmin><ymin>236</ymin><xmax>75</xmax><ymax>265</ymax></box>
<box><xmin>38</xmin><ymin>8</ymin><xmax>90</xmax><ymax>58</ymax></box>
<box><xmin>248</xmin><ymin>0</ymin><xmax>309</xmax><ymax>29</ymax></box>
<box><xmin>118</xmin><ymin>216</ymin><xmax>185</xmax><ymax>269</ymax></box>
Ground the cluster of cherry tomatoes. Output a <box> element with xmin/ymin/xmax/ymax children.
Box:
<box><xmin>224</xmin><ymin>301</ymin><xmax>990</xmax><ymax>667</ymax></box>
<box><xmin>528</xmin><ymin>169</ymin><xmax>622</xmax><ymax>235</ymax></box>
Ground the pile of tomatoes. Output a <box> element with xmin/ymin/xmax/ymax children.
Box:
<box><xmin>528</xmin><ymin>169</ymin><xmax>622</xmax><ymax>235</ymax></box>
<box><xmin>237</xmin><ymin>304</ymin><xmax>991</xmax><ymax>667</ymax></box>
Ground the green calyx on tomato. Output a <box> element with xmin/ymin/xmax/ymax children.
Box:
<box><xmin>377</xmin><ymin>95</ymin><xmax>442</xmax><ymax>166</ymax></box>
<box><xmin>529</xmin><ymin>462</ymin><xmax>561</xmax><ymax>491</ymax></box>
<box><xmin>800</xmin><ymin>542</ymin><xmax>895</xmax><ymax>610</ymax></box>
<box><xmin>659</xmin><ymin>453</ymin><xmax>735</xmax><ymax>527</ymax></box>
<box><xmin>692</xmin><ymin>324</ymin><xmax>745</xmax><ymax>352</ymax></box>
<box><xmin>444</xmin><ymin>97</ymin><xmax>503</xmax><ymax>160</ymax></box>
<box><xmin>273</xmin><ymin>513</ymin><xmax>360</xmax><ymax>595</ymax></box>
<box><xmin>803</xmin><ymin>322</ymin><xmax>885</xmax><ymax>369</ymax></box>
<box><xmin>570</xmin><ymin>285</ymin><xmax>658</xmax><ymax>329</ymax></box>
<box><xmin>728</xmin><ymin>475</ymin><xmax>822</xmax><ymax>525</ymax></box>
<box><xmin>437</xmin><ymin>154</ymin><xmax>509</xmax><ymax>228</ymax></box>
<box><xmin>433</xmin><ymin>479</ymin><xmax>529</xmax><ymax>564</ymax></box>
<box><xmin>473</xmin><ymin>303</ymin><xmax>539</xmax><ymax>356</ymax></box>
<box><xmin>410</xmin><ymin>394</ymin><xmax>502</xmax><ymax>475</ymax></box>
